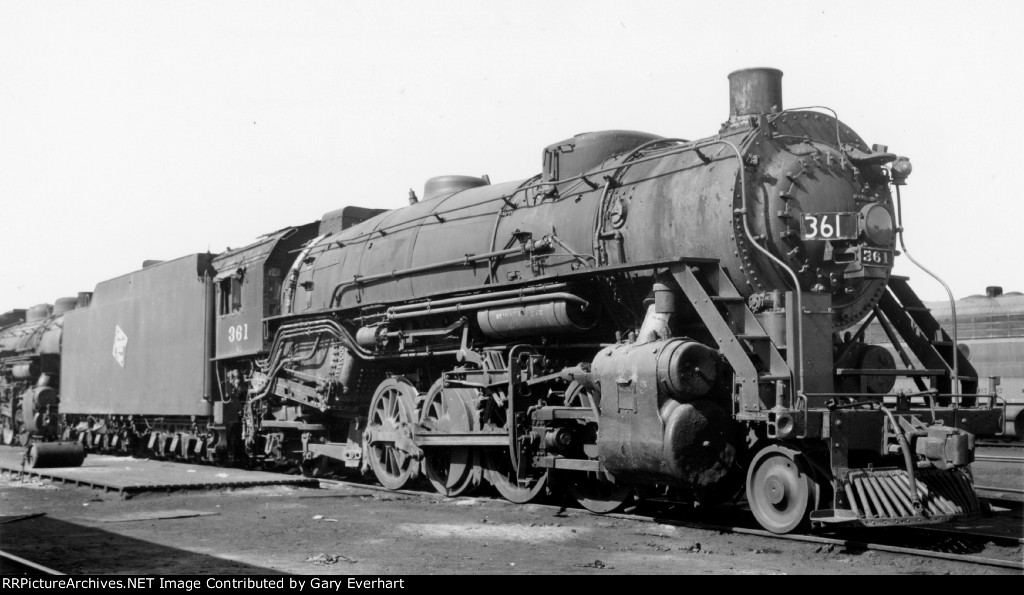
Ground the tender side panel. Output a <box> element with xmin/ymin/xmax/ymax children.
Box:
<box><xmin>62</xmin><ymin>254</ymin><xmax>214</xmax><ymax>416</ymax></box>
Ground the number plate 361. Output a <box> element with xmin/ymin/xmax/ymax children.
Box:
<box><xmin>801</xmin><ymin>212</ymin><xmax>858</xmax><ymax>241</ymax></box>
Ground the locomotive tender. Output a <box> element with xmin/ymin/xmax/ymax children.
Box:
<box><xmin>10</xmin><ymin>68</ymin><xmax>1005</xmax><ymax>534</ymax></box>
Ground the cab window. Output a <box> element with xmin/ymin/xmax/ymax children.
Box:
<box><xmin>219</xmin><ymin>277</ymin><xmax>243</xmax><ymax>315</ymax></box>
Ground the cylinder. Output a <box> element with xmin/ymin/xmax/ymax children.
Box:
<box><xmin>728</xmin><ymin>67</ymin><xmax>783</xmax><ymax>118</ymax></box>
<box><xmin>26</xmin><ymin>442</ymin><xmax>87</xmax><ymax>468</ymax></box>
<box><xmin>592</xmin><ymin>339</ymin><xmax>735</xmax><ymax>490</ymax></box>
<box><xmin>591</xmin><ymin>338</ymin><xmax>722</xmax><ymax>404</ymax></box>
<box><xmin>657</xmin><ymin>340</ymin><xmax>721</xmax><ymax>402</ymax></box>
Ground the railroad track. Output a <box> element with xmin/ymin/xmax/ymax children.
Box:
<box><xmin>0</xmin><ymin>550</ymin><xmax>63</xmax><ymax>575</ymax></box>
<box><xmin>0</xmin><ymin>514</ymin><xmax>64</xmax><ymax>575</ymax></box>
<box><xmin>317</xmin><ymin>477</ymin><xmax>1024</xmax><ymax>571</ymax></box>
<box><xmin>974</xmin><ymin>454</ymin><xmax>1024</xmax><ymax>464</ymax></box>
<box><xmin>977</xmin><ymin>441</ymin><xmax>1024</xmax><ymax>449</ymax></box>
<box><xmin>975</xmin><ymin>485</ymin><xmax>1024</xmax><ymax>510</ymax></box>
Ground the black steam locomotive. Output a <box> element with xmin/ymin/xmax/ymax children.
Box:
<box><xmin>2</xmin><ymin>68</ymin><xmax>1003</xmax><ymax>534</ymax></box>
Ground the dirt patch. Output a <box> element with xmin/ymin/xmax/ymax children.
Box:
<box><xmin>396</xmin><ymin>522</ymin><xmax>586</xmax><ymax>542</ymax></box>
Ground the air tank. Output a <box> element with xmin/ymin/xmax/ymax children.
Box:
<box><xmin>476</xmin><ymin>301</ymin><xmax>596</xmax><ymax>340</ymax></box>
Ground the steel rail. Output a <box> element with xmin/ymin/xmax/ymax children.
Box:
<box><xmin>975</xmin><ymin>485</ymin><xmax>1024</xmax><ymax>495</ymax></box>
<box><xmin>316</xmin><ymin>478</ymin><xmax>1024</xmax><ymax>571</ymax></box>
<box><xmin>976</xmin><ymin>441</ymin><xmax>1024</xmax><ymax>449</ymax></box>
<box><xmin>974</xmin><ymin>455</ymin><xmax>1024</xmax><ymax>464</ymax></box>
<box><xmin>0</xmin><ymin>549</ymin><xmax>64</xmax><ymax>575</ymax></box>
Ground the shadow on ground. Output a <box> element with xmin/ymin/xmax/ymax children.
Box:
<box><xmin>0</xmin><ymin>515</ymin><xmax>285</xmax><ymax>575</ymax></box>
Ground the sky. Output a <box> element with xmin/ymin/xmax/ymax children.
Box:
<box><xmin>2</xmin><ymin>0</ymin><xmax>1022</xmax><ymax>313</ymax></box>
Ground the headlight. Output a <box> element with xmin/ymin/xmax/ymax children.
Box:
<box><xmin>891</xmin><ymin>157</ymin><xmax>912</xmax><ymax>185</ymax></box>
<box><xmin>860</xmin><ymin>204</ymin><xmax>895</xmax><ymax>245</ymax></box>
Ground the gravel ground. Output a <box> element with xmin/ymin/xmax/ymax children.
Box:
<box><xmin>1</xmin><ymin>466</ymin><xmax>1020</xmax><ymax>576</ymax></box>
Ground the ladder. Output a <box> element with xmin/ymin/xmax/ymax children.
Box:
<box><xmin>671</xmin><ymin>262</ymin><xmax>789</xmax><ymax>417</ymax></box>
<box><xmin>876</xmin><ymin>276</ymin><xmax>978</xmax><ymax>396</ymax></box>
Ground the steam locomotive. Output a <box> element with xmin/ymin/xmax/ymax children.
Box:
<box><xmin>2</xmin><ymin>68</ymin><xmax>1003</xmax><ymax>534</ymax></box>
<box><xmin>926</xmin><ymin>287</ymin><xmax>1024</xmax><ymax>439</ymax></box>
<box><xmin>0</xmin><ymin>300</ymin><xmax>78</xmax><ymax>447</ymax></box>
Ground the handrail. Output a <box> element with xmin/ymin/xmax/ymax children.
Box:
<box><xmin>329</xmin><ymin>237</ymin><xmax>553</xmax><ymax>307</ymax></box>
<box><xmin>893</xmin><ymin>185</ymin><xmax>960</xmax><ymax>398</ymax></box>
<box><xmin>714</xmin><ymin>137</ymin><xmax>805</xmax><ymax>401</ymax></box>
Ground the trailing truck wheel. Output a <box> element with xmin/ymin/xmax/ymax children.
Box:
<box><xmin>746</xmin><ymin>445</ymin><xmax>819</xmax><ymax>534</ymax></box>
<box><xmin>420</xmin><ymin>380</ymin><xmax>477</xmax><ymax>497</ymax></box>
<box><xmin>366</xmin><ymin>378</ymin><xmax>421</xmax><ymax>490</ymax></box>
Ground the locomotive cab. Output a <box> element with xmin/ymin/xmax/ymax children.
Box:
<box><xmin>212</xmin><ymin>223</ymin><xmax>320</xmax><ymax>360</ymax></box>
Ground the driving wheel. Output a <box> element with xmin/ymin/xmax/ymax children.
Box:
<box><xmin>420</xmin><ymin>380</ymin><xmax>477</xmax><ymax>497</ymax></box>
<box><xmin>366</xmin><ymin>378</ymin><xmax>420</xmax><ymax>490</ymax></box>
<box><xmin>484</xmin><ymin>450</ymin><xmax>548</xmax><ymax>504</ymax></box>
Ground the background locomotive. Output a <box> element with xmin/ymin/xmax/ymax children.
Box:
<box><xmin>7</xmin><ymin>68</ymin><xmax>1004</xmax><ymax>534</ymax></box>
<box><xmin>929</xmin><ymin>287</ymin><xmax>1024</xmax><ymax>439</ymax></box>
<box><xmin>867</xmin><ymin>286</ymin><xmax>1024</xmax><ymax>439</ymax></box>
<box><xmin>0</xmin><ymin>296</ymin><xmax>89</xmax><ymax>447</ymax></box>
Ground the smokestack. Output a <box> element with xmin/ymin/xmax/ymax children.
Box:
<box><xmin>728</xmin><ymin>67</ymin><xmax>783</xmax><ymax>119</ymax></box>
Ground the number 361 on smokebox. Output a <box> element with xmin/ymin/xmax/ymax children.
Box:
<box><xmin>801</xmin><ymin>212</ymin><xmax>858</xmax><ymax>241</ymax></box>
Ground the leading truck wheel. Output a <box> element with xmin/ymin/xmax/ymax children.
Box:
<box><xmin>567</xmin><ymin>472</ymin><xmax>633</xmax><ymax>514</ymax></box>
<box><xmin>746</xmin><ymin>445</ymin><xmax>819</xmax><ymax>534</ymax></box>
<box><xmin>365</xmin><ymin>378</ymin><xmax>420</xmax><ymax>490</ymax></box>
